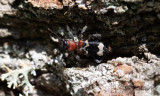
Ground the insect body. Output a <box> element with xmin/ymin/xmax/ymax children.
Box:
<box><xmin>60</xmin><ymin>39</ymin><xmax>77</xmax><ymax>51</ymax></box>
<box><xmin>77</xmin><ymin>40</ymin><xmax>107</xmax><ymax>57</ymax></box>
<box><xmin>59</xmin><ymin>39</ymin><xmax>111</xmax><ymax>63</ymax></box>
<box><xmin>48</xmin><ymin>27</ymin><xmax>111</xmax><ymax>63</ymax></box>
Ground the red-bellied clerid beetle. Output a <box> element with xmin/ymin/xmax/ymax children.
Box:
<box><xmin>48</xmin><ymin>27</ymin><xmax>111</xmax><ymax>63</ymax></box>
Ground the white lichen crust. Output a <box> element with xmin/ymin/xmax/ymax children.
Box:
<box><xmin>0</xmin><ymin>63</ymin><xmax>36</xmax><ymax>96</ymax></box>
<box><xmin>64</xmin><ymin>51</ymin><xmax>160</xmax><ymax>96</ymax></box>
<box><xmin>0</xmin><ymin>41</ymin><xmax>64</xmax><ymax>96</ymax></box>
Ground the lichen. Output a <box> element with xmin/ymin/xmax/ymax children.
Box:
<box><xmin>65</xmin><ymin>51</ymin><xmax>160</xmax><ymax>96</ymax></box>
<box><xmin>0</xmin><ymin>63</ymin><xmax>36</xmax><ymax>96</ymax></box>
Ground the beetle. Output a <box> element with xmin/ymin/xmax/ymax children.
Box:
<box><xmin>48</xmin><ymin>26</ymin><xmax>111</xmax><ymax>63</ymax></box>
<box><xmin>59</xmin><ymin>39</ymin><xmax>111</xmax><ymax>63</ymax></box>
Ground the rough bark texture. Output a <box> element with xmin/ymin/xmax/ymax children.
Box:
<box><xmin>0</xmin><ymin>0</ymin><xmax>160</xmax><ymax>96</ymax></box>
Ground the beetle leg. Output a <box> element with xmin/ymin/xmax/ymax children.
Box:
<box><xmin>94</xmin><ymin>58</ymin><xmax>102</xmax><ymax>63</ymax></box>
<box><xmin>66</xmin><ymin>25</ymin><xmax>74</xmax><ymax>39</ymax></box>
<box><xmin>88</xmin><ymin>34</ymin><xmax>102</xmax><ymax>40</ymax></box>
<box><xmin>81</xmin><ymin>25</ymin><xmax>87</xmax><ymax>34</ymax></box>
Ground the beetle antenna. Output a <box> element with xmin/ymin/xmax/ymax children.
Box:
<box><xmin>48</xmin><ymin>28</ymin><xmax>61</xmax><ymax>42</ymax></box>
<box><xmin>48</xmin><ymin>28</ymin><xmax>59</xmax><ymax>37</ymax></box>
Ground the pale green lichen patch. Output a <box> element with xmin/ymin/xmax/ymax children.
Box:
<box><xmin>0</xmin><ymin>63</ymin><xmax>36</xmax><ymax>96</ymax></box>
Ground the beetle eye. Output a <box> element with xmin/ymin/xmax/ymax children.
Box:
<box><xmin>60</xmin><ymin>39</ymin><xmax>68</xmax><ymax>50</ymax></box>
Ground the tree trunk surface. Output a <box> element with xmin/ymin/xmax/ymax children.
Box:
<box><xmin>0</xmin><ymin>0</ymin><xmax>160</xmax><ymax>96</ymax></box>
